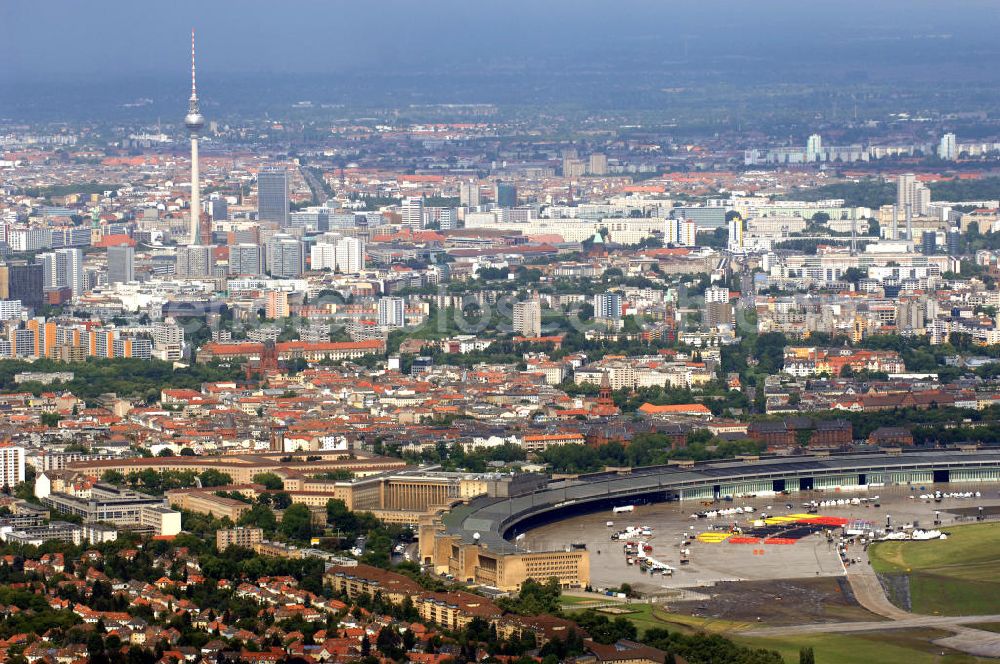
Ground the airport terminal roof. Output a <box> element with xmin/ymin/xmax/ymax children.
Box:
<box><xmin>445</xmin><ymin>449</ymin><xmax>1000</xmax><ymax>555</ymax></box>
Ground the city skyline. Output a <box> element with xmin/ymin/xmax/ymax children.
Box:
<box><xmin>4</xmin><ymin>5</ymin><xmax>1000</xmax><ymax>664</ymax></box>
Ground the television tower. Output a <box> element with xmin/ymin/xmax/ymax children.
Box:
<box><xmin>184</xmin><ymin>29</ymin><xmax>205</xmax><ymax>245</ymax></box>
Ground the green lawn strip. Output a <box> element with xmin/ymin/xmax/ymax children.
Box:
<box><xmin>868</xmin><ymin>522</ymin><xmax>1000</xmax><ymax>615</ymax></box>
<box><xmin>908</xmin><ymin>574</ymin><xmax>1000</xmax><ymax>616</ymax></box>
<box><xmin>560</xmin><ymin>595</ymin><xmax>604</xmax><ymax>606</ymax></box>
<box><xmin>564</xmin><ymin>603</ymin><xmax>749</xmax><ymax>637</ymax></box>
<box><xmin>733</xmin><ymin>629</ymin><xmax>991</xmax><ymax>664</ymax></box>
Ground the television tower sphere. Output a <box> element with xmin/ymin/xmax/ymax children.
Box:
<box><xmin>185</xmin><ymin>109</ymin><xmax>204</xmax><ymax>133</ymax></box>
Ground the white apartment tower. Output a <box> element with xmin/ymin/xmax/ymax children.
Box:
<box><xmin>311</xmin><ymin>237</ymin><xmax>364</xmax><ymax>274</ymax></box>
<box><xmin>593</xmin><ymin>292</ymin><xmax>623</xmax><ymax>321</ymax></box>
<box><xmin>727</xmin><ymin>216</ymin><xmax>744</xmax><ymax>252</ymax></box>
<box><xmin>0</xmin><ymin>445</ymin><xmax>25</xmax><ymax>487</ymax></box>
<box><xmin>512</xmin><ymin>299</ymin><xmax>542</xmax><ymax>337</ymax></box>
<box><xmin>705</xmin><ymin>286</ymin><xmax>730</xmax><ymax>304</ymax></box>
<box><xmin>938</xmin><ymin>133</ymin><xmax>958</xmax><ymax>161</ymax></box>
<box><xmin>267</xmin><ymin>235</ymin><xmax>305</xmax><ymax>278</ymax></box>
<box><xmin>39</xmin><ymin>247</ymin><xmax>83</xmax><ymax>297</ymax></box>
<box><xmin>310</xmin><ymin>243</ymin><xmax>337</xmax><ymax>271</ymax></box>
<box><xmin>678</xmin><ymin>219</ymin><xmax>697</xmax><ymax>246</ymax></box>
<box><xmin>401</xmin><ymin>197</ymin><xmax>425</xmax><ymax>230</ymax></box>
<box><xmin>459</xmin><ymin>181</ymin><xmax>481</xmax><ymax>208</ymax></box>
<box><xmin>378</xmin><ymin>297</ymin><xmax>406</xmax><ymax>328</ymax></box>
<box><xmin>806</xmin><ymin>134</ymin><xmax>823</xmax><ymax>162</ymax></box>
<box><xmin>897</xmin><ymin>173</ymin><xmax>931</xmax><ymax>218</ymax></box>
<box><xmin>335</xmin><ymin>237</ymin><xmax>365</xmax><ymax>273</ymax></box>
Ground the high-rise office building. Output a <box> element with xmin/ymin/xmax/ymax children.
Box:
<box><xmin>208</xmin><ymin>194</ymin><xmax>228</xmax><ymax>221</ymax></box>
<box><xmin>495</xmin><ymin>182</ymin><xmax>517</xmax><ymax>208</ymax></box>
<box><xmin>176</xmin><ymin>245</ymin><xmax>215</xmax><ymax>277</ymax></box>
<box><xmin>312</xmin><ymin>237</ymin><xmax>365</xmax><ymax>273</ymax></box>
<box><xmin>921</xmin><ymin>231</ymin><xmax>937</xmax><ymax>255</ymax></box>
<box><xmin>310</xmin><ymin>242</ymin><xmax>337</xmax><ymax>271</ymax></box>
<box><xmin>3</xmin><ymin>263</ymin><xmax>43</xmax><ymax>311</ymax></box>
<box><xmin>400</xmin><ymin>197</ymin><xmax>425</xmax><ymax>229</ymax></box>
<box><xmin>947</xmin><ymin>226</ymin><xmax>961</xmax><ymax>256</ymax></box>
<box><xmin>39</xmin><ymin>248</ymin><xmax>83</xmax><ymax>298</ymax></box>
<box><xmin>512</xmin><ymin>299</ymin><xmax>542</xmax><ymax>337</ymax></box>
<box><xmin>229</xmin><ymin>244</ymin><xmax>264</xmax><ymax>276</ymax></box>
<box><xmin>335</xmin><ymin>237</ymin><xmax>365</xmax><ymax>274</ymax></box>
<box><xmin>438</xmin><ymin>208</ymin><xmax>457</xmax><ymax>230</ymax></box>
<box><xmin>258</xmin><ymin>167</ymin><xmax>289</xmax><ymax>226</ymax></box>
<box><xmin>938</xmin><ymin>133</ymin><xmax>958</xmax><ymax>161</ymax></box>
<box><xmin>727</xmin><ymin>216</ymin><xmax>744</xmax><ymax>252</ymax></box>
<box><xmin>107</xmin><ymin>245</ymin><xmax>135</xmax><ymax>285</ymax></box>
<box><xmin>62</xmin><ymin>248</ymin><xmax>84</xmax><ymax>297</ymax></box>
<box><xmin>38</xmin><ymin>253</ymin><xmax>62</xmax><ymax>292</ymax></box>
<box><xmin>806</xmin><ymin>134</ymin><xmax>823</xmax><ymax>162</ymax></box>
<box><xmin>267</xmin><ymin>235</ymin><xmax>304</xmax><ymax>278</ymax></box>
<box><xmin>897</xmin><ymin>173</ymin><xmax>931</xmax><ymax>219</ymax></box>
<box><xmin>593</xmin><ymin>292</ymin><xmax>623</xmax><ymax>321</ymax></box>
<box><xmin>378</xmin><ymin>297</ymin><xmax>405</xmax><ymax>328</ymax></box>
<box><xmin>459</xmin><ymin>181</ymin><xmax>481</xmax><ymax>208</ymax></box>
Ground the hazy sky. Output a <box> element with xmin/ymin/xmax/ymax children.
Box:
<box><xmin>4</xmin><ymin>0</ymin><xmax>999</xmax><ymax>80</ymax></box>
<box><xmin>3</xmin><ymin>1</ymin><xmax>1000</xmax><ymax>120</ymax></box>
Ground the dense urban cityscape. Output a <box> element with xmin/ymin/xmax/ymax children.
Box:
<box><xmin>4</xmin><ymin>2</ymin><xmax>1000</xmax><ymax>663</ymax></box>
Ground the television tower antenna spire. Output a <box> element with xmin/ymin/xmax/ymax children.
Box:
<box><xmin>191</xmin><ymin>29</ymin><xmax>198</xmax><ymax>100</ymax></box>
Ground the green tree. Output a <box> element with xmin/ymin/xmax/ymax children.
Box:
<box><xmin>326</xmin><ymin>498</ymin><xmax>358</xmax><ymax>534</ymax></box>
<box><xmin>40</xmin><ymin>412</ymin><xmax>62</xmax><ymax>427</ymax></box>
<box><xmin>376</xmin><ymin>625</ymin><xmax>404</xmax><ymax>659</ymax></box>
<box><xmin>101</xmin><ymin>470</ymin><xmax>125</xmax><ymax>485</ymax></box>
<box><xmin>238</xmin><ymin>504</ymin><xmax>277</xmax><ymax>533</ymax></box>
<box><xmin>280</xmin><ymin>503</ymin><xmax>313</xmax><ymax>541</ymax></box>
<box><xmin>198</xmin><ymin>469</ymin><xmax>232</xmax><ymax>487</ymax></box>
<box><xmin>252</xmin><ymin>472</ymin><xmax>284</xmax><ymax>490</ymax></box>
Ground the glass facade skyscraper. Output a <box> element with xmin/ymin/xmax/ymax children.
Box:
<box><xmin>258</xmin><ymin>167</ymin><xmax>289</xmax><ymax>226</ymax></box>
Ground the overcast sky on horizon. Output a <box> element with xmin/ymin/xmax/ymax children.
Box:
<box><xmin>4</xmin><ymin>0</ymin><xmax>1000</xmax><ymax>82</ymax></box>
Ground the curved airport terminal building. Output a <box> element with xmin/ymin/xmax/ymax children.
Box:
<box><xmin>419</xmin><ymin>448</ymin><xmax>1000</xmax><ymax>591</ymax></box>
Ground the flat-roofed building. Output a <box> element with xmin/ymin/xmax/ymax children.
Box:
<box><xmin>66</xmin><ymin>451</ymin><xmax>406</xmax><ymax>485</ymax></box>
<box><xmin>420</xmin><ymin>526</ymin><xmax>589</xmax><ymax>592</ymax></box>
<box><xmin>166</xmin><ymin>488</ymin><xmax>252</xmax><ymax>522</ymax></box>
<box><xmin>38</xmin><ymin>483</ymin><xmax>180</xmax><ymax>536</ymax></box>
<box><xmin>216</xmin><ymin>526</ymin><xmax>263</xmax><ymax>552</ymax></box>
